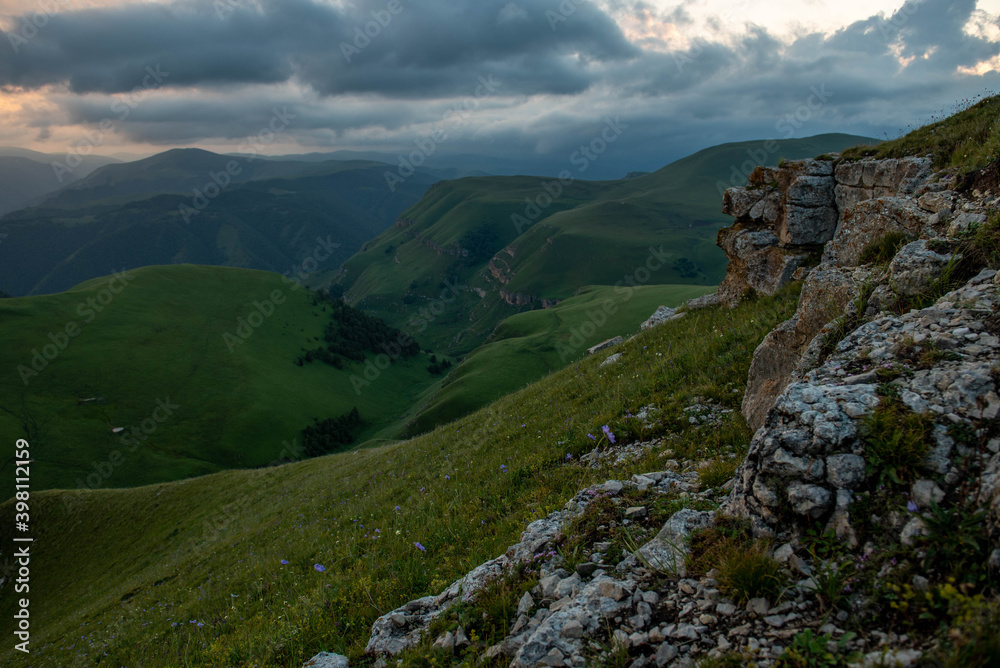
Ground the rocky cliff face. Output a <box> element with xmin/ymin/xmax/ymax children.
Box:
<box><xmin>721</xmin><ymin>156</ymin><xmax>939</xmax><ymax>431</ymax></box>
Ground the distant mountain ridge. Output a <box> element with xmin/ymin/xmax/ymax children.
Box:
<box><xmin>0</xmin><ymin>147</ymin><xmax>120</xmax><ymax>215</ymax></box>
<box><xmin>0</xmin><ymin>149</ymin><xmax>445</xmax><ymax>296</ymax></box>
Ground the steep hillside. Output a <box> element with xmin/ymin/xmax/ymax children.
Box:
<box><xmin>0</xmin><ymin>151</ymin><xmax>439</xmax><ymax>296</ymax></box>
<box><xmin>404</xmin><ymin>283</ymin><xmax>714</xmax><ymax>435</ymax></box>
<box><xmin>0</xmin><ymin>278</ymin><xmax>798</xmax><ymax>667</ymax></box>
<box><xmin>339</xmin><ymin>134</ymin><xmax>872</xmax><ymax>356</ymax></box>
<box><xmin>0</xmin><ymin>265</ymin><xmax>448</xmax><ymax>494</ymax></box>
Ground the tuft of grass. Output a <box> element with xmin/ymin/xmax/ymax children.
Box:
<box><xmin>859</xmin><ymin>395</ymin><xmax>934</xmax><ymax>487</ymax></box>
<box><xmin>841</xmin><ymin>94</ymin><xmax>1000</xmax><ymax>173</ymax></box>
<box><xmin>688</xmin><ymin>515</ymin><xmax>785</xmax><ymax>604</ymax></box>
<box><xmin>858</xmin><ymin>231</ymin><xmax>913</xmax><ymax>266</ymax></box>
<box><xmin>698</xmin><ymin>458</ymin><xmax>740</xmax><ymax>489</ymax></box>
<box><xmin>716</xmin><ymin>542</ymin><xmax>786</xmax><ymax>604</ymax></box>
<box><xmin>817</xmin><ymin>281</ymin><xmax>877</xmax><ymax>362</ymax></box>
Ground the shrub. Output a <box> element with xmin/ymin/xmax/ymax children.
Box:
<box><xmin>859</xmin><ymin>396</ymin><xmax>934</xmax><ymax>486</ymax></box>
<box><xmin>858</xmin><ymin>231</ymin><xmax>912</xmax><ymax>266</ymax></box>
<box><xmin>917</xmin><ymin>500</ymin><xmax>993</xmax><ymax>587</ymax></box>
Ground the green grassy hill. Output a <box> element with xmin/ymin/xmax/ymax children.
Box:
<box><xmin>0</xmin><ymin>265</ymin><xmax>448</xmax><ymax>494</ymax></box>
<box><xmin>339</xmin><ymin>134</ymin><xmax>873</xmax><ymax>356</ymax></box>
<box><xmin>404</xmin><ymin>283</ymin><xmax>713</xmax><ymax>435</ymax></box>
<box><xmin>0</xmin><ymin>283</ymin><xmax>800</xmax><ymax>668</ymax></box>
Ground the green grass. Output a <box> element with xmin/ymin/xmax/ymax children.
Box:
<box><xmin>842</xmin><ymin>94</ymin><xmax>1000</xmax><ymax>173</ymax></box>
<box><xmin>0</xmin><ymin>265</ymin><xmax>446</xmax><ymax>494</ymax></box>
<box><xmin>404</xmin><ymin>283</ymin><xmax>714</xmax><ymax>434</ymax></box>
<box><xmin>859</xmin><ymin>395</ymin><xmax>935</xmax><ymax>487</ymax></box>
<box><xmin>0</xmin><ymin>283</ymin><xmax>800</xmax><ymax>667</ymax></box>
<box><xmin>341</xmin><ymin>134</ymin><xmax>871</xmax><ymax>356</ymax></box>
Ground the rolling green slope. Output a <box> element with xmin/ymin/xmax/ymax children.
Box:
<box><xmin>0</xmin><ymin>265</ymin><xmax>446</xmax><ymax>493</ymax></box>
<box><xmin>0</xmin><ymin>284</ymin><xmax>800</xmax><ymax>668</ymax></box>
<box><xmin>339</xmin><ymin>133</ymin><xmax>873</xmax><ymax>356</ymax></box>
<box><xmin>405</xmin><ymin>283</ymin><xmax>714</xmax><ymax>434</ymax></box>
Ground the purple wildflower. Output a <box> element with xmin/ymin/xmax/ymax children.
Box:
<box><xmin>907</xmin><ymin>500</ymin><xmax>918</xmax><ymax>513</ymax></box>
<box><xmin>314</xmin><ymin>564</ymin><xmax>326</xmax><ymax>572</ymax></box>
<box><xmin>587</xmin><ymin>433</ymin><xmax>596</xmax><ymax>440</ymax></box>
<box><xmin>602</xmin><ymin>425</ymin><xmax>616</xmax><ymax>444</ymax></box>
<box><xmin>280</xmin><ymin>559</ymin><xmax>289</xmax><ymax>565</ymax></box>
<box><xmin>415</xmin><ymin>542</ymin><xmax>426</xmax><ymax>552</ymax></box>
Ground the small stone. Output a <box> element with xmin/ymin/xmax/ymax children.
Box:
<box><xmin>655</xmin><ymin>643</ymin><xmax>678</xmax><ymax>667</ymax></box>
<box><xmin>554</xmin><ymin>573</ymin><xmax>581</xmax><ymax>599</ymax></box>
<box><xmin>539</xmin><ymin>648</ymin><xmax>566</xmax><ymax>667</ymax></box>
<box><xmin>773</xmin><ymin>543</ymin><xmax>795</xmax><ymax>562</ymax></box>
<box><xmin>900</xmin><ymin>516</ymin><xmax>927</xmax><ymax>547</ymax></box>
<box><xmin>649</xmin><ymin>627</ymin><xmax>666</xmax><ymax>643</ymax></box>
<box><xmin>788</xmin><ymin>554</ymin><xmax>812</xmax><ymax>577</ymax></box>
<box><xmin>599</xmin><ymin>581</ymin><xmax>628</xmax><ymax>601</ymax></box>
<box><xmin>512</xmin><ymin>614</ymin><xmax>529</xmax><ymax>634</ymax></box>
<box><xmin>669</xmin><ymin>623</ymin><xmax>701</xmax><ymax>640</ymax></box>
<box><xmin>539</xmin><ymin>573</ymin><xmax>562</xmax><ymax>599</ymax></box>
<box><xmin>562</xmin><ymin>619</ymin><xmax>586</xmax><ymax>638</ymax></box>
<box><xmin>603</xmin><ymin>480</ymin><xmax>624</xmax><ymax>495</ymax></box>
<box><xmin>303</xmin><ymin>652</ymin><xmax>349</xmax><ymax>668</ymax></box>
<box><xmin>764</xmin><ymin>614</ymin><xmax>787</xmax><ymax>628</ymax></box>
<box><xmin>747</xmin><ymin>597</ymin><xmax>770</xmax><ymax>616</ymax></box>
<box><xmin>911</xmin><ymin>479</ymin><xmax>945</xmax><ymax>509</ymax></box>
<box><xmin>699</xmin><ymin>614</ymin><xmax>718</xmax><ymax>625</ymax></box>
<box><xmin>576</xmin><ymin>562</ymin><xmax>599</xmax><ymax>578</ymax></box>
<box><xmin>728</xmin><ymin>624</ymin><xmax>751</xmax><ymax>637</ymax></box>
<box><xmin>518</xmin><ymin>591</ymin><xmax>534</xmax><ymax>616</ymax></box>
<box><xmin>600</xmin><ymin>353</ymin><xmax>622</xmax><ymax>367</ymax></box>
<box><xmin>389</xmin><ymin>613</ymin><xmax>406</xmax><ymax>627</ymax></box>
<box><xmin>716</xmin><ymin>602</ymin><xmax>737</xmax><ymax>616</ymax></box>
<box><xmin>626</xmin><ymin>506</ymin><xmax>648</xmax><ymax>520</ymax></box>
<box><xmin>629</xmin><ymin>632</ymin><xmax>648</xmax><ymax>647</ymax></box>
<box><xmin>433</xmin><ymin>631</ymin><xmax>455</xmax><ymax>651</ymax></box>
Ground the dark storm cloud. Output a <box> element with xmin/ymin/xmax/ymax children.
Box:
<box><xmin>0</xmin><ymin>0</ymin><xmax>639</xmax><ymax>96</ymax></box>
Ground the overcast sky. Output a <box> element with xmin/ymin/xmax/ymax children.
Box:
<box><xmin>1</xmin><ymin>0</ymin><xmax>999</xmax><ymax>175</ymax></box>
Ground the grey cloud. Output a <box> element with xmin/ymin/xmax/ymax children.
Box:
<box><xmin>0</xmin><ymin>0</ymin><xmax>638</xmax><ymax>97</ymax></box>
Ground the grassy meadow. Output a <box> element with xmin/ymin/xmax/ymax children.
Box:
<box><xmin>0</xmin><ymin>265</ymin><xmax>446</xmax><ymax>493</ymax></box>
